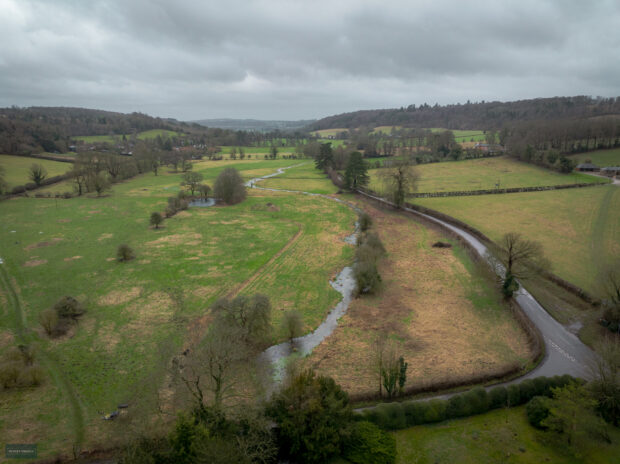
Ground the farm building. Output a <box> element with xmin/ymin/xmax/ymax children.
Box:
<box><xmin>575</xmin><ymin>163</ymin><xmax>600</xmax><ymax>172</ymax></box>
<box><xmin>601</xmin><ymin>166</ymin><xmax>620</xmax><ymax>176</ymax></box>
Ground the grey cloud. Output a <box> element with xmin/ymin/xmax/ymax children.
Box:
<box><xmin>0</xmin><ymin>0</ymin><xmax>618</xmax><ymax>120</ymax></box>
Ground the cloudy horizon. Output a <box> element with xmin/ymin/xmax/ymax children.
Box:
<box><xmin>1</xmin><ymin>0</ymin><xmax>619</xmax><ymax>121</ymax></box>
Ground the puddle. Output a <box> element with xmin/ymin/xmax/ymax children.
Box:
<box><xmin>188</xmin><ymin>198</ymin><xmax>215</xmax><ymax>207</ymax></box>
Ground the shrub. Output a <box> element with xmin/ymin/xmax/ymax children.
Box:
<box><xmin>214</xmin><ymin>167</ymin><xmax>246</xmax><ymax>205</ymax></box>
<box><xmin>378</xmin><ymin>403</ymin><xmax>406</xmax><ymax>430</ymax></box>
<box><xmin>39</xmin><ymin>308</ymin><xmax>59</xmax><ymax>335</ymax></box>
<box><xmin>0</xmin><ymin>362</ymin><xmax>21</xmax><ymax>389</ymax></box>
<box><xmin>359</xmin><ymin>213</ymin><xmax>372</xmax><ymax>232</ymax></box>
<box><xmin>353</xmin><ymin>259</ymin><xmax>381</xmax><ymax>295</ymax></box>
<box><xmin>62</xmin><ymin>191</ymin><xmax>73</xmax><ymax>199</ymax></box>
<box><xmin>423</xmin><ymin>399</ymin><xmax>447</xmax><ymax>423</ymax></box>
<box><xmin>519</xmin><ymin>379</ymin><xmax>537</xmax><ymax>400</ymax></box>
<box><xmin>463</xmin><ymin>387</ymin><xmax>489</xmax><ymax>415</ymax></box>
<box><xmin>507</xmin><ymin>384</ymin><xmax>522</xmax><ymax>406</ymax></box>
<box><xmin>488</xmin><ymin>386</ymin><xmax>508</xmax><ymax>409</ymax></box>
<box><xmin>446</xmin><ymin>394</ymin><xmax>468</xmax><ymax>419</ymax></box>
<box><xmin>18</xmin><ymin>365</ymin><xmax>44</xmax><ymax>387</ymax></box>
<box><xmin>342</xmin><ymin>421</ymin><xmax>396</xmax><ymax>464</ymax></box>
<box><xmin>117</xmin><ymin>244</ymin><xmax>135</xmax><ymax>262</ymax></box>
<box><xmin>526</xmin><ymin>396</ymin><xmax>550</xmax><ymax>429</ymax></box>
<box><xmin>53</xmin><ymin>296</ymin><xmax>85</xmax><ymax>319</ymax></box>
<box><xmin>361</xmin><ymin>232</ymin><xmax>386</xmax><ymax>256</ymax></box>
<box><xmin>403</xmin><ymin>401</ymin><xmax>427</xmax><ymax>426</ymax></box>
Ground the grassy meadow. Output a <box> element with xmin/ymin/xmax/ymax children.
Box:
<box><xmin>393</xmin><ymin>406</ymin><xmax>620</xmax><ymax>464</ymax></box>
<box><xmin>307</xmin><ymin>198</ymin><xmax>532</xmax><ymax>397</ymax></box>
<box><xmin>257</xmin><ymin>162</ymin><xmax>339</xmax><ymax>194</ymax></box>
<box><xmin>368</xmin><ymin>156</ymin><xmax>606</xmax><ymax>194</ymax></box>
<box><xmin>413</xmin><ymin>185</ymin><xmax>620</xmax><ymax>297</ymax></box>
<box><xmin>311</xmin><ymin>128</ymin><xmax>348</xmax><ymax>137</ymax></box>
<box><xmin>0</xmin><ymin>154</ymin><xmax>72</xmax><ymax>188</ymax></box>
<box><xmin>569</xmin><ymin>148</ymin><xmax>620</xmax><ymax>167</ymax></box>
<box><xmin>0</xmin><ymin>158</ymin><xmax>356</xmax><ymax>457</ymax></box>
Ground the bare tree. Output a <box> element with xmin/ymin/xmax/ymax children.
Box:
<box><xmin>498</xmin><ymin>232</ymin><xmax>550</xmax><ymax>297</ymax></box>
<box><xmin>282</xmin><ymin>310</ymin><xmax>304</xmax><ymax>343</ymax></box>
<box><xmin>589</xmin><ymin>337</ymin><xmax>620</xmax><ymax>426</ymax></box>
<box><xmin>378</xmin><ymin>160</ymin><xmax>419</xmax><ymax>207</ymax></box>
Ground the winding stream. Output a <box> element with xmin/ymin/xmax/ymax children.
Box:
<box><xmin>244</xmin><ymin>164</ymin><xmax>360</xmax><ymax>391</ymax></box>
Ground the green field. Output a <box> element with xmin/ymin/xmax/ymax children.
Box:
<box><xmin>394</xmin><ymin>406</ymin><xmax>620</xmax><ymax>464</ymax></box>
<box><xmin>569</xmin><ymin>148</ymin><xmax>620</xmax><ymax>167</ymax></box>
<box><xmin>429</xmin><ymin>128</ymin><xmax>487</xmax><ymax>142</ymax></box>
<box><xmin>0</xmin><ymin>155</ymin><xmax>72</xmax><ymax>188</ymax></box>
<box><xmin>311</xmin><ymin>128</ymin><xmax>348</xmax><ymax>137</ymax></box>
<box><xmin>73</xmin><ymin>129</ymin><xmax>181</xmax><ymax>144</ymax></box>
<box><xmin>258</xmin><ymin>162</ymin><xmax>339</xmax><ymax>194</ymax></box>
<box><xmin>0</xmin><ymin>159</ymin><xmax>355</xmax><ymax>457</ymax></box>
<box><xmin>218</xmin><ymin>145</ymin><xmax>297</xmax><ymax>155</ymax></box>
<box><xmin>413</xmin><ymin>185</ymin><xmax>620</xmax><ymax>296</ymax></box>
<box><xmin>368</xmin><ymin>156</ymin><xmax>606</xmax><ymax>194</ymax></box>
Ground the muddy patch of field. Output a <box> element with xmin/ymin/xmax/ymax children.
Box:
<box><xmin>307</xmin><ymin>200</ymin><xmax>532</xmax><ymax>397</ymax></box>
<box><xmin>99</xmin><ymin>287</ymin><xmax>142</xmax><ymax>306</ymax></box>
<box><xmin>24</xmin><ymin>237</ymin><xmax>63</xmax><ymax>251</ymax></box>
<box><xmin>63</xmin><ymin>256</ymin><xmax>82</xmax><ymax>262</ymax></box>
<box><xmin>98</xmin><ymin>233</ymin><xmax>114</xmax><ymax>241</ymax></box>
<box><xmin>124</xmin><ymin>292</ymin><xmax>174</xmax><ymax>334</ymax></box>
<box><xmin>23</xmin><ymin>259</ymin><xmax>47</xmax><ymax>267</ymax></box>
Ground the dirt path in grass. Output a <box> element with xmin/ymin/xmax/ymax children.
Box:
<box><xmin>0</xmin><ymin>263</ymin><xmax>85</xmax><ymax>450</ymax></box>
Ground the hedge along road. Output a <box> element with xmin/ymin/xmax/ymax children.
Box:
<box><xmin>356</xmin><ymin>190</ymin><xmax>598</xmax><ymax>398</ymax></box>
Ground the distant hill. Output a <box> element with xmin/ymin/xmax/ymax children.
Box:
<box><xmin>309</xmin><ymin>96</ymin><xmax>620</xmax><ymax>131</ymax></box>
<box><xmin>0</xmin><ymin>106</ymin><xmax>186</xmax><ymax>154</ymax></box>
<box><xmin>192</xmin><ymin>118</ymin><xmax>315</xmax><ymax>132</ymax></box>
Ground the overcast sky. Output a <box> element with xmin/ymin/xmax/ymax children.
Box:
<box><xmin>1</xmin><ymin>0</ymin><xmax>619</xmax><ymax>121</ymax></box>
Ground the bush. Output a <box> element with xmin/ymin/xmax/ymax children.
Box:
<box><xmin>463</xmin><ymin>387</ymin><xmax>489</xmax><ymax>415</ymax></box>
<box><xmin>39</xmin><ymin>308</ymin><xmax>59</xmax><ymax>335</ymax></box>
<box><xmin>403</xmin><ymin>401</ymin><xmax>427</xmax><ymax>426</ymax></box>
<box><xmin>53</xmin><ymin>296</ymin><xmax>85</xmax><ymax>319</ymax></box>
<box><xmin>342</xmin><ymin>421</ymin><xmax>396</xmax><ymax>464</ymax></box>
<box><xmin>18</xmin><ymin>365</ymin><xmax>44</xmax><ymax>387</ymax></box>
<box><xmin>376</xmin><ymin>403</ymin><xmax>406</xmax><ymax>430</ymax></box>
<box><xmin>526</xmin><ymin>396</ymin><xmax>550</xmax><ymax>429</ymax></box>
<box><xmin>150</xmin><ymin>211</ymin><xmax>163</xmax><ymax>229</ymax></box>
<box><xmin>0</xmin><ymin>362</ymin><xmax>20</xmax><ymax>388</ymax></box>
<box><xmin>117</xmin><ymin>244</ymin><xmax>135</xmax><ymax>262</ymax></box>
<box><xmin>507</xmin><ymin>384</ymin><xmax>522</xmax><ymax>406</ymax></box>
<box><xmin>359</xmin><ymin>213</ymin><xmax>372</xmax><ymax>232</ymax></box>
<box><xmin>353</xmin><ymin>258</ymin><xmax>381</xmax><ymax>295</ymax></box>
<box><xmin>214</xmin><ymin>167</ymin><xmax>246</xmax><ymax>205</ymax></box>
<box><xmin>488</xmin><ymin>386</ymin><xmax>508</xmax><ymax>409</ymax></box>
<box><xmin>423</xmin><ymin>399</ymin><xmax>447</xmax><ymax>423</ymax></box>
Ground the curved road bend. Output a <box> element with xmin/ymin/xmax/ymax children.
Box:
<box><xmin>357</xmin><ymin>190</ymin><xmax>597</xmax><ymax>389</ymax></box>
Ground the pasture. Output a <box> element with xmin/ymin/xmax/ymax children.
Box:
<box><xmin>413</xmin><ymin>185</ymin><xmax>620</xmax><ymax>297</ymax></box>
<box><xmin>0</xmin><ymin>158</ymin><xmax>355</xmax><ymax>457</ymax></box>
<box><xmin>0</xmin><ymin>154</ymin><xmax>72</xmax><ymax>188</ymax></box>
<box><xmin>311</xmin><ymin>128</ymin><xmax>349</xmax><ymax>137</ymax></box>
<box><xmin>393</xmin><ymin>406</ymin><xmax>620</xmax><ymax>464</ymax></box>
<box><xmin>307</xmin><ymin>198</ymin><xmax>532</xmax><ymax>397</ymax></box>
<box><xmin>367</xmin><ymin>156</ymin><xmax>605</xmax><ymax>194</ymax></box>
<box><xmin>257</xmin><ymin>162</ymin><xmax>339</xmax><ymax>194</ymax></box>
<box><xmin>569</xmin><ymin>147</ymin><xmax>620</xmax><ymax>167</ymax></box>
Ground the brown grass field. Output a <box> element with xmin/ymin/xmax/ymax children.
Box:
<box><xmin>305</xmin><ymin>198</ymin><xmax>533</xmax><ymax>397</ymax></box>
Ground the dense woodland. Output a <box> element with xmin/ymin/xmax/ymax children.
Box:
<box><xmin>310</xmin><ymin>96</ymin><xmax>620</xmax><ymax>131</ymax></box>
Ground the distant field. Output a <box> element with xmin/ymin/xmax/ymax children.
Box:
<box><xmin>218</xmin><ymin>145</ymin><xmax>297</xmax><ymax>155</ymax></box>
<box><xmin>73</xmin><ymin>129</ymin><xmax>181</xmax><ymax>143</ymax></box>
<box><xmin>428</xmin><ymin>128</ymin><xmax>487</xmax><ymax>142</ymax></box>
<box><xmin>371</xmin><ymin>125</ymin><xmax>402</xmax><ymax>134</ymax></box>
<box><xmin>257</xmin><ymin>162</ymin><xmax>339</xmax><ymax>194</ymax></box>
<box><xmin>414</xmin><ymin>185</ymin><xmax>620</xmax><ymax>296</ymax></box>
<box><xmin>394</xmin><ymin>406</ymin><xmax>620</xmax><ymax>464</ymax></box>
<box><xmin>308</xmin><ymin>198</ymin><xmax>531</xmax><ymax>396</ymax></box>
<box><xmin>311</xmin><ymin>128</ymin><xmax>348</xmax><ymax>137</ymax></box>
<box><xmin>569</xmin><ymin>148</ymin><xmax>620</xmax><ymax>167</ymax></box>
<box><xmin>367</xmin><ymin>156</ymin><xmax>606</xmax><ymax>194</ymax></box>
<box><xmin>0</xmin><ymin>159</ymin><xmax>355</xmax><ymax>457</ymax></box>
<box><xmin>0</xmin><ymin>154</ymin><xmax>72</xmax><ymax>187</ymax></box>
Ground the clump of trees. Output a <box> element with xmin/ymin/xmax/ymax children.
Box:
<box><xmin>166</xmin><ymin>192</ymin><xmax>190</xmax><ymax>217</ymax></box>
<box><xmin>599</xmin><ymin>261</ymin><xmax>620</xmax><ymax>333</ymax></box>
<box><xmin>214</xmin><ymin>167</ymin><xmax>246</xmax><ymax>204</ymax></box>
<box><xmin>0</xmin><ymin>345</ymin><xmax>44</xmax><ymax>389</ymax></box>
<box><xmin>373</xmin><ymin>337</ymin><xmax>408</xmax><ymax>399</ymax></box>
<box><xmin>266</xmin><ymin>368</ymin><xmax>396</xmax><ymax>464</ymax></box>
<box><xmin>0</xmin><ymin>165</ymin><xmax>7</xmax><ymax>195</ymax></box>
<box><xmin>39</xmin><ymin>296</ymin><xmax>85</xmax><ymax>337</ymax></box>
